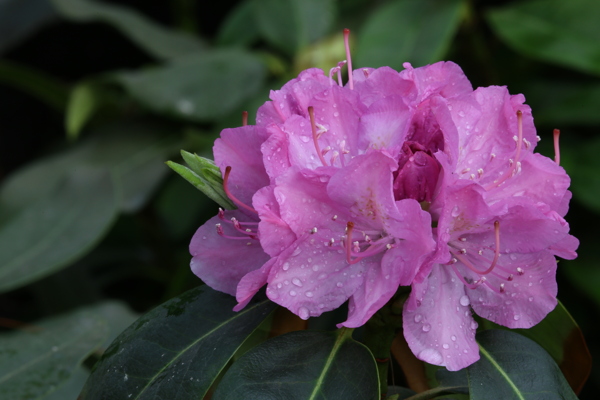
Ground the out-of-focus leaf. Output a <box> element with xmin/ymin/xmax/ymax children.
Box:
<box><xmin>116</xmin><ymin>50</ymin><xmax>266</xmax><ymax>121</ymax></box>
<box><xmin>478</xmin><ymin>301</ymin><xmax>591</xmax><ymax>394</ymax></box>
<box><xmin>0</xmin><ymin>307</ymin><xmax>109</xmax><ymax>400</ymax></box>
<box><xmin>50</xmin><ymin>0</ymin><xmax>205</xmax><ymax>60</ymax></box>
<box><xmin>212</xmin><ymin>329</ymin><xmax>379</xmax><ymax>399</ymax></box>
<box><xmin>251</xmin><ymin>0</ymin><xmax>336</xmax><ymax>56</ymax></box>
<box><xmin>44</xmin><ymin>366</ymin><xmax>90</xmax><ymax>400</ymax></box>
<box><xmin>80</xmin><ymin>285</ymin><xmax>276</xmax><ymax>400</ymax></box>
<box><xmin>0</xmin><ymin>122</ymin><xmax>180</xmax><ymax>215</ymax></box>
<box><xmin>294</xmin><ymin>32</ymin><xmax>346</xmax><ymax>75</ymax></box>
<box><xmin>216</xmin><ymin>0</ymin><xmax>260</xmax><ymax>48</ymax></box>
<box><xmin>560</xmin><ymin>135</ymin><xmax>600</xmax><ymax>214</ymax></box>
<box><xmin>487</xmin><ymin>0</ymin><xmax>600</xmax><ymax>76</ymax></box>
<box><xmin>0</xmin><ymin>60</ymin><xmax>68</xmax><ymax>111</ymax></box>
<box><xmin>467</xmin><ymin>330</ymin><xmax>577</xmax><ymax>399</ymax></box>
<box><xmin>356</xmin><ymin>0</ymin><xmax>464</xmax><ymax>69</ymax></box>
<box><xmin>65</xmin><ymin>82</ymin><xmax>102</xmax><ymax>140</ymax></box>
<box><xmin>523</xmin><ymin>80</ymin><xmax>600</xmax><ymax>126</ymax></box>
<box><xmin>0</xmin><ymin>167</ymin><xmax>118</xmax><ymax>293</ymax></box>
<box><xmin>0</xmin><ymin>0</ymin><xmax>57</xmax><ymax>54</ymax></box>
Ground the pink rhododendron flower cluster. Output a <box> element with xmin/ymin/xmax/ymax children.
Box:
<box><xmin>189</xmin><ymin>33</ymin><xmax>578</xmax><ymax>371</ymax></box>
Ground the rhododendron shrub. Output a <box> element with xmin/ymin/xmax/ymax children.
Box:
<box><xmin>189</xmin><ymin>33</ymin><xmax>578</xmax><ymax>372</ymax></box>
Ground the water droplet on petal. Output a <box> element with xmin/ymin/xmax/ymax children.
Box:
<box><xmin>459</xmin><ymin>295</ymin><xmax>470</xmax><ymax>307</ymax></box>
<box><xmin>289</xmin><ymin>290</ymin><xmax>297</xmax><ymax>297</ymax></box>
<box><xmin>418</xmin><ymin>348</ymin><xmax>442</xmax><ymax>364</ymax></box>
<box><xmin>513</xmin><ymin>314</ymin><xmax>521</xmax><ymax>321</ymax></box>
<box><xmin>305</xmin><ymin>291</ymin><xmax>313</xmax><ymax>297</ymax></box>
<box><xmin>451</xmin><ymin>335</ymin><xmax>457</xmax><ymax>342</ymax></box>
<box><xmin>336</xmin><ymin>282</ymin><xmax>344</xmax><ymax>288</ymax></box>
<box><xmin>282</xmin><ymin>262</ymin><xmax>290</xmax><ymax>271</ymax></box>
<box><xmin>292</xmin><ymin>278</ymin><xmax>303</xmax><ymax>287</ymax></box>
<box><xmin>422</xmin><ymin>323</ymin><xmax>431</xmax><ymax>332</ymax></box>
<box><xmin>298</xmin><ymin>307</ymin><xmax>310</xmax><ymax>320</ymax></box>
<box><xmin>414</xmin><ymin>314</ymin><xmax>422</xmax><ymax>323</ymax></box>
<box><xmin>470</xmin><ymin>321</ymin><xmax>478</xmax><ymax>330</ymax></box>
<box><xmin>442</xmin><ymin>343</ymin><xmax>449</xmax><ymax>349</ymax></box>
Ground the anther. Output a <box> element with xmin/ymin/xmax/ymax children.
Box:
<box><xmin>499</xmin><ymin>283</ymin><xmax>505</xmax><ymax>293</ymax></box>
<box><xmin>553</xmin><ymin>129</ymin><xmax>561</xmax><ymax>165</ymax></box>
<box><xmin>460</xmin><ymin>249</ymin><xmax>467</xmax><ymax>254</ymax></box>
<box><xmin>516</xmin><ymin>267</ymin><xmax>524</xmax><ymax>275</ymax></box>
<box><xmin>343</xmin><ymin>29</ymin><xmax>354</xmax><ymax>90</ymax></box>
<box><xmin>490</xmin><ymin>153</ymin><xmax>496</xmax><ymax>161</ymax></box>
<box><xmin>218</xmin><ymin>208</ymin><xmax>225</xmax><ymax>219</ymax></box>
<box><xmin>461</xmin><ymin>168</ymin><xmax>471</xmax><ymax>174</ymax></box>
<box><xmin>477</xmin><ymin>168</ymin><xmax>484</xmax><ymax>178</ymax></box>
<box><xmin>308</xmin><ymin>106</ymin><xmax>328</xmax><ymax>166</ymax></box>
<box><xmin>353</xmin><ymin>241</ymin><xmax>360</xmax><ymax>252</ymax></box>
<box><xmin>310</xmin><ymin>227</ymin><xmax>318</xmax><ymax>234</ymax></box>
<box><xmin>459</xmin><ymin>237</ymin><xmax>467</xmax><ymax>242</ymax></box>
<box><xmin>507</xmin><ymin>274</ymin><xmax>514</xmax><ymax>281</ymax></box>
<box><xmin>223</xmin><ymin>166</ymin><xmax>258</xmax><ymax>214</ymax></box>
<box><xmin>536</xmin><ymin>135</ymin><xmax>542</xmax><ymax>141</ymax></box>
<box><xmin>362</xmin><ymin>69</ymin><xmax>369</xmax><ymax>78</ymax></box>
<box><xmin>332</xmin><ymin>215</ymin><xmax>338</xmax><ymax>221</ymax></box>
<box><xmin>242</xmin><ymin>111</ymin><xmax>248</xmax><ymax>126</ymax></box>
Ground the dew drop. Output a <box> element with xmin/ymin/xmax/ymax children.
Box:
<box><xmin>414</xmin><ymin>314</ymin><xmax>422</xmax><ymax>323</ymax></box>
<box><xmin>442</xmin><ymin>343</ymin><xmax>450</xmax><ymax>349</ymax></box>
<box><xmin>305</xmin><ymin>291</ymin><xmax>314</xmax><ymax>297</ymax></box>
<box><xmin>528</xmin><ymin>297</ymin><xmax>534</xmax><ymax>302</ymax></box>
<box><xmin>292</xmin><ymin>278</ymin><xmax>303</xmax><ymax>287</ymax></box>
<box><xmin>298</xmin><ymin>307</ymin><xmax>310</xmax><ymax>320</ymax></box>
<box><xmin>336</xmin><ymin>282</ymin><xmax>344</xmax><ymax>288</ymax></box>
<box><xmin>312</xmin><ymin>265</ymin><xmax>320</xmax><ymax>271</ymax></box>
<box><xmin>289</xmin><ymin>290</ymin><xmax>297</xmax><ymax>296</ymax></box>
<box><xmin>451</xmin><ymin>335</ymin><xmax>457</xmax><ymax>342</ymax></box>
<box><xmin>418</xmin><ymin>348</ymin><xmax>442</xmax><ymax>364</ymax></box>
<box><xmin>470</xmin><ymin>321</ymin><xmax>478</xmax><ymax>330</ymax></box>
<box><xmin>422</xmin><ymin>323</ymin><xmax>431</xmax><ymax>332</ymax></box>
<box><xmin>513</xmin><ymin>314</ymin><xmax>521</xmax><ymax>321</ymax></box>
<box><xmin>459</xmin><ymin>295</ymin><xmax>470</xmax><ymax>307</ymax></box>
<box><xmin>282</xmin><ymin>262</ymin><xmax>290</xmax><ymax>271</ymax></box>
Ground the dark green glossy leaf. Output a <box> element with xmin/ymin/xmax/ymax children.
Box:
<box><xmin>486</xmin><ymin>0</ymin><xmax>600</xmax><ymax>76</ymax></box>
<box><xmin>80</xmin><ymin>285</ymin><xmax>276</xmax><ymax>400</ymax></box>
<box><xmin>65</xmin><ymin>82</ymin><xmax>103</xmax><ymax>140</ymax></box>
<box><xmin>467</xmin><ymin>330</ymin><xmax>577</xmax><ymax>399</ymax></box>
<box><xmin>116</xmin><ymin>50</ymin><xmax>266</xmax><ymax>121</ymax></box>
<box><xmin>213</xmin><ymin>329</ymin><xmax>379</xmax><ymax>400</ymax></box>
<box><xmin>0</xmin><ymin>307</ymin><xmax>109</xmax><ymax>400</ymax></box>
<box><xmin>251</xmin><ymin>0</ymin><xmax>335</xmax><ymax>55</ymax></box>
<box><xmin>356</xmin><ymin>0</ymin><xmax>464</xmax><ymax>69</ymax></box>
<box><xmin>217</xmin><ymin>0</ymin><xmax>260</xmax><ymax>48</ymax></box>
<box><xmin>0</xmin><ymin>167</ymin><xmax>118</xmax><ymax>293</ymax></box>
<box><xmin>560</xmin><ymin>135</ymin><xmax>600</xmax><ymax>213</ymax></box>
<box><xmin>50</xmin><ymin>0</ymin><xmax>205</xmax><ymax>60</ymax></box>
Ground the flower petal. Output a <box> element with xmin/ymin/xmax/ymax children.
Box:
<box><xmin>190</xmin><ymin>211</ymin><xmax>269</xmax><ymax>296</ymax></box>
<box><xmin>403</xmin><ymin>265</ymin><xmax>480</xmax><ymax>371</ymax></box>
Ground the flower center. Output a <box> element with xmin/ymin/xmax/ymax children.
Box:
<box><xmin>393</xmin><ymin>141</ymin><xmax>441</xmax><ymax>203</ymax></box>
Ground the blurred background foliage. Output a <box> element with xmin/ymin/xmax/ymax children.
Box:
<box><xmin>0</xmin><ymin>0</ymin><xmax>598</xmax><ymax>398</ymax></box>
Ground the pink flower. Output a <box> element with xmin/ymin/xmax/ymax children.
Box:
<box><xmin>401</xmin><ymin>85</ymin><xmax>578</xmax><ymax>371</ymax></box>
<box><xmin>188</xmin><ymin>33</ymin><xmax>577</xmax><ymax>371</ymax></box>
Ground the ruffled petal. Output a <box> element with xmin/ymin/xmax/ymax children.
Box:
<box><xmin>266</xmin><ymin>230</ymin><xmax>367</xmax><ymax>319</ymax></box>
<box><xmin>403</xmin><ymin>265</ymin><xmax>480</xmax><ymax>371</ymax></box>
<box><xmin>466</xmin><ymin>251</ymin><xmax>558</xmax><ymax>329</ymax></box>
<box><xmin>190</xmin><ymin>211</ymin><xmax>269</xmax><ymax>296</ymax></box>
<box><xmin>253</xmin><ymin>185</ymin><xmax>296</xmax><ymax>257</ymax></box>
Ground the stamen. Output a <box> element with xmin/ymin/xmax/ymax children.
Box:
<box><xmin>242</xmin><ymin>111</ymin><xmax>248</xmax><ymax>126</ymax></box>
<box><xmin>308</xmin><ymin>106</ymin><xmax>329</xmax><ymax>166</ymax></box>
<box><xmin>336</xmin><ymin>61</ymin><xmax>347</xmax><ymax>86</ymax></box>
<box><xmin>451</xmin><ymin>221</ymin><xmax>500</xmax><ymax>276</ymax></box>
<box><xmin>484</xmin><ymin>111</ymin><xmax>523</xmax><ymax>190</ymax></box>
<box><xmin>362</xmin><ymin>69</ymin><xmax>369</xmax><ymax>78</ymax></box>
<box><xmin>216</xmin><ymin>223</ymin><xmax>257</xmax><ymax>240</ymax></box>
<box><xmin>345</xmin><ymin>222</ymin><xmax>355</xmax><ymax>263</ymax></box>
<box><xmin>553</xmin><ymin>129</ymin><xmax>561</xmax><ymax>165</ymax></box>
<box><xmin>223</xmin><ymin>166</ymin><xmax>258</xmax><ymax>214</ymax></box>
<box><xmin>343</xmin><ymin>29</ymin><xmax>354</xmax><ymax>90</ymax></box>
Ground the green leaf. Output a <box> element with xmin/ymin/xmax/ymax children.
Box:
<box><xmin>115</xmin><ymin>50</ymin><xmax>266</xmax><ymax>121</ymax></box>
<box><xmin>80</xmin><ymin>285</ymin><xmax>276</xmax><ymax>400</ymax></box>
<box><xmin>0</xmin><ymin>167</ymin><xmax>119</xmax><ymax>293</ymax></box>
<box><xmin>467</xmin><ymin>330</ymin><xmax>577</xmax><ymax>399</ymax></box>
<box><xmin>477</xmin><ymin>301</ymin><xmax>591</xmax><ymax>394</ymax></box>
<box><xmin>50</xmin><ymin>0</ymin><xmax>205</xmax><ymax>60</ymax></box>
<box><xmin>216</xmin><ymin>0</ymin><xmax>260</xmax><ymax>48</ymax></box>
<box><xmin>356</xmin><ymin>0</ymin><xmax>464</xmax><ymax>69</ymax></box>
<box><xmin>486</xmin><ymin>0</ymin><xmax>600</xmax><ymax>76</ymax></box>
<box><xmin>65</xmin><ymin>82</ymin><xmax>102</xmax><ymax>140</ymax></box>
<box><xmin>213</xmin><ymin>329</ymin><xmax>380</xmax><ymax>400</ymax></box>
<box><xmin>560</xmin><ymin>135</ymin><xmax>600</xmax><ymax>213</ymax></box>
<box><xmin>0</xmin><ymin>60</ymin><xmax>68</xmax><ymax>111</ymax></box>
<box><xmin>251</xmin><ymin>0</ymin><xmax>336</xmax><ymax>55</ymax></box>
<box><xmin>167</xmin><ymin>151</ymin><xmax>235</xmax><ymax>210</ymax></box>
<box><xmin>0</xmin><ymin>307</ymin><xmax>109</xmax><ymax>400</ymax></box>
